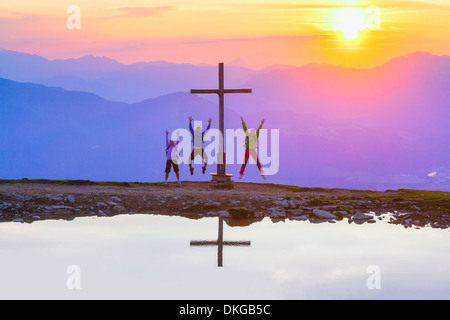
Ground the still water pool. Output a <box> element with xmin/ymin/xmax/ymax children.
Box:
<box><xmin>0</xmin><ymin>214</ymin><xmax>448</xmax><ymax>299</ymax></box>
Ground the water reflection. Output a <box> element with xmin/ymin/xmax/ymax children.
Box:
<box><xmin>0</xmin><ymin>214</ymin><xmax>449</xmax><ymax>299</ymax></box>
<box><xmin>190</xmin><ymin>217</ymin><xmax>251</xmax><ymax>267</ymax></box>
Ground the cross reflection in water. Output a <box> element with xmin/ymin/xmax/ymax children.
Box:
<box><xmin>190</xmin><ymin>217</ymin><xmax>251</xmax><ymax>267</ymax></box>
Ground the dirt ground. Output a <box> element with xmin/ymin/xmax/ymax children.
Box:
<box><xmin>0</xmin><ymin>181</ymin><xmax>449</xmax><ymax>229</ymax></box>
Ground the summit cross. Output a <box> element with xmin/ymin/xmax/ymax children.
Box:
<box><xmin>191</xmin><ymin>63</ymin><xmax>252</xmax><ymax>187</ymax></box>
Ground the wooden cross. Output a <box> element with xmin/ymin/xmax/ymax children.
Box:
<box><xmin>191</xmin><ymin>63</ymin><xmax>252</xmax><ymax>185</ymax></box>
<box><xmin>190</xmin><ymin>217</ymin><xmax>251</xmax><ymax>267</ymax></box>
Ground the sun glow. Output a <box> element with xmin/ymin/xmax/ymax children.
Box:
<box><xmin>334</xmin><ymin>7</ymin><xmax>368</xmax><ymax>41</ymax></box>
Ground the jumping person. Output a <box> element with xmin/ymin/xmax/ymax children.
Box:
<box><xmin>165</xmin><ymin>130</ymin><xmax>181</xmax><ymax>185</ymax></box>
<box><xmin>239</xmin><ymin>116</ymin><xmax>265</xmax><ymax>180</ymax></box>
<box><xmin>188</xmin><ymin>116</ymin><xmax>211</xmax><ymax>175</ymax></box>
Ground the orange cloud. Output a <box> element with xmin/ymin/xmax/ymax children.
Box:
<box><xmin>115</xmin><ymin>6</ymin><xmax>175</xmax><ymax>18</ymax></box>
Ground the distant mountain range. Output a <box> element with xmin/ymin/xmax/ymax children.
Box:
<box><xmin>0</xmin><ymin>50</ymin><xmax>449</xmax><ymax>190</ymax></box>
<box><xmin>0</xmin><ymin>48</ymin><xmax>258</xmax><ymax>103</ymax></box>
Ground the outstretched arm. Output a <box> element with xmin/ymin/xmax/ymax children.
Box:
<box><xmin>241</xmin><ymin>116</ymin><xmax>248</xmax><ymax>132</ymax></box>
<box><xmin>165</xmin><ymin>130</ymin><xmax>169</xmax><ymax>147</ymax></box>
<box><xmin>203</xmin><ymin>118</ymin><xmax>212</xmax><ymax>135</ymax></box>
<box><xmin>256</xmin><ymin>119</ymin><xmax>264</xmax><ymax>138</ymax></box>
<box><xmin>189</xmin><ymin>116</ymin><xmax>194</xmax><ymax>135</ymax></box>
<box><xmin>242</xmin><ymin>122</ymin><xmax>248</xmax><ymax>133</ymax></box>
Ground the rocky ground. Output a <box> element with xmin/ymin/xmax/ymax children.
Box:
<box><xmin>0</xmin><ymin>180</ymin><xmax>449</xmax><ymax>229</ymax></box>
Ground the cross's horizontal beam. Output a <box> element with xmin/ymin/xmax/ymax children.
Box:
<box><xmin>190</xmin><ymin>89</ymin><xmax>219</xmax><ymax>94</ymax></box>
<box><xmin>190</xmin><ymin>89</ymin><xmax>252</xmax><ymax>94</ymax></box>
<box><xmin>224</xmin><ymin>89</ymin><xmax>252</xmax><ymax>94</ymax></box>
<box><xmin>190</xmin><ymin>241</ymin><xmax>251</xmax><ymax>246</ymax></box>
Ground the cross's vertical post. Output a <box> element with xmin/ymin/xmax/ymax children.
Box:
<box><xmin>191</xmin><ymin>63</ymin><xmax>252</xmax><ymax>188</ymax></box>
<box><xmin>190</xmin><ymin>217</ymin><xmax>251</xmax><ymax>268</ymax></box>
<box><xmin>217</xmin><ymin>216</ymin><xmax>224</xmax><ymax>267</ymax></box>
<box><xmin>218</xmin><ymin>63</ymin><xmax>225</xmax><ymax>175</ymax></box>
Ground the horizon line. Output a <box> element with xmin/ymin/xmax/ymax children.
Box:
<box><xmin>1</xmin><ymin>47</ymin><xmax>448</xmax><ymax>71</ymax></box>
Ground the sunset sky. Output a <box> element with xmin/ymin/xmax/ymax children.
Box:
<box><xmin>1</xmin><ymin>0</ymin><xmax>449</xmax><ymax>67</ymax></box>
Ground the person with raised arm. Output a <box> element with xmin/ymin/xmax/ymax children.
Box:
<box><xmin>239</xmin><ymin>116</ymin><xmax>265</xmax><ymax>180</ymax></box>
<box><xmin>188</xmin><ymin>116</ymin><xmax>211</xmax><ymax>175</ymax></box>
<box><xmin>164</xmin><ymin>129</ymin><xmax>181</xmax><ymax>185</ymax></box>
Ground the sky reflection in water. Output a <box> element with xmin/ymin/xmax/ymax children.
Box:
<box><xmin>0</xmin><ymin>214</ymin><xmax>448</xmax><ymax>300</ymax></box>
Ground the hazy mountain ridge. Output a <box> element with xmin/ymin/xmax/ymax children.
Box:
<box><xmin>0</xmin><ymin>49</ymin><xmax>256</xmax><ymax>103</ymax></box>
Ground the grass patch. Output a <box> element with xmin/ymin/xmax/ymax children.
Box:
<box><xmin>274</xmin><ymin>184</ymin><xmax>329</xmax><ymax>193</ymax></box>
<box><xmin>0</xmin><ymin>179</ymin><xmax>164</xmax><ymax>187</ymax></box>
<box><xmin>371</xmin><ymin>189</ymin><xmax>450</xmax><ymax>216</ymax></box>
<box><xmin>0</xmin><ymin>178</ymin><xmax>68</xmax><ymax>185</ymax></box>
<box><xmin>308</xmin><ymin>197</ymin><xmax>330</xmax><ymax>206</ymax></box>
<box><xmin>272</xmin><ymin>183</ymin><xmax>378</xmax><ymax>195</ymax></box>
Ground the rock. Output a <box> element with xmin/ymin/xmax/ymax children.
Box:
<box><xmin>13</xmin><ymin>218</ymin><xmax>24</xmax><ymax>223</ymax></box>
<box><xmin>65</xmin><ymin>195</ymin><xmax>75</xmax><ymax>203</ymax></box>
<box><xmin>112</xmin><ymin>206</ymin><xmax>125</xmax><ymax>212</ymax></box>
<box><xmin>291</xmin><ymin>215</ymin><xmax>308</xmax><ymax>221</ymax></box>
<box><xmin>432</xmin><ymin>222</ymin><xmax>441</xmax><ymax>228</ymax></box>
<box><xmin>272</xmin><ymin>211</ymin><xmax>285</xmax><ymax>218</ymax></box>
<box><xmin>253</xmin><ymin>211</ymin><xmax>264</xmax><ymax>218</ymax></box>
<box><xmin>51</xmin><ymin>205</ymin><xmax>72</xmax><ymax>210</ymax></box>
<box><xmin>312</xmin><ymin>209</ymin><xmax>337</xmax><ymax>219</ymax></box>
<box><xmin>290</xmin><ymin>208</ymin><xmax>305</xmax><ymax>216</ymax></box>
<box><xmin>218</xmin><ymin>210</ymin><xmax>231</xmax><ymax>218</ymax></box>
<box><xmin>274</xmin><ymin>199</ymin><xmax>290</xmax><ymax>208</ymax></box>
<box><xmin>210</xmin><ymin>202</ymin><xmax>221</xmax><ymax>207</ymax></box>
<box><xmin>0</xmin><ymin>202</ymin><xmax>12</xmax><ymax>209</ymax></box>
<box><xmin>353</xmin><ymin>212</ymin><xmax>373</xmax><ymax>220</ymax></box>
<box><xmin>182</xmin><ymin>200</ymin><xmax>202</xmax><ymax>211</ymax></box>
<box><xmin>227</xmin><ymin>207</ymin><xmax>254</xmax><ymax>219</ymax></box>
<box><xmin>268</xmin><ymin>207</ymin><xmax>285</xmax><ymax>218</ymax></box>
<box><xmin>111</xmin><ymin>196</ymin><xmax>121</xmax><ymax>202</ymax></box>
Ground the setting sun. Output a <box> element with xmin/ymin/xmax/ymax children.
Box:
<box><xmin>334</xmin><ymin>7</ymin><xmax>368</xmax><ymax>41</ymax></box>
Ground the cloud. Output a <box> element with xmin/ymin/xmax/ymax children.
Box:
<box><xmin>254</xmin><ymin>0</ymin><xmax>450</xmax><ymax>10</ymax></box>
<box><xmin>116</xmin><ymin>6</ymin><xmax>175</xmax><ymax>18</ymax></box>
